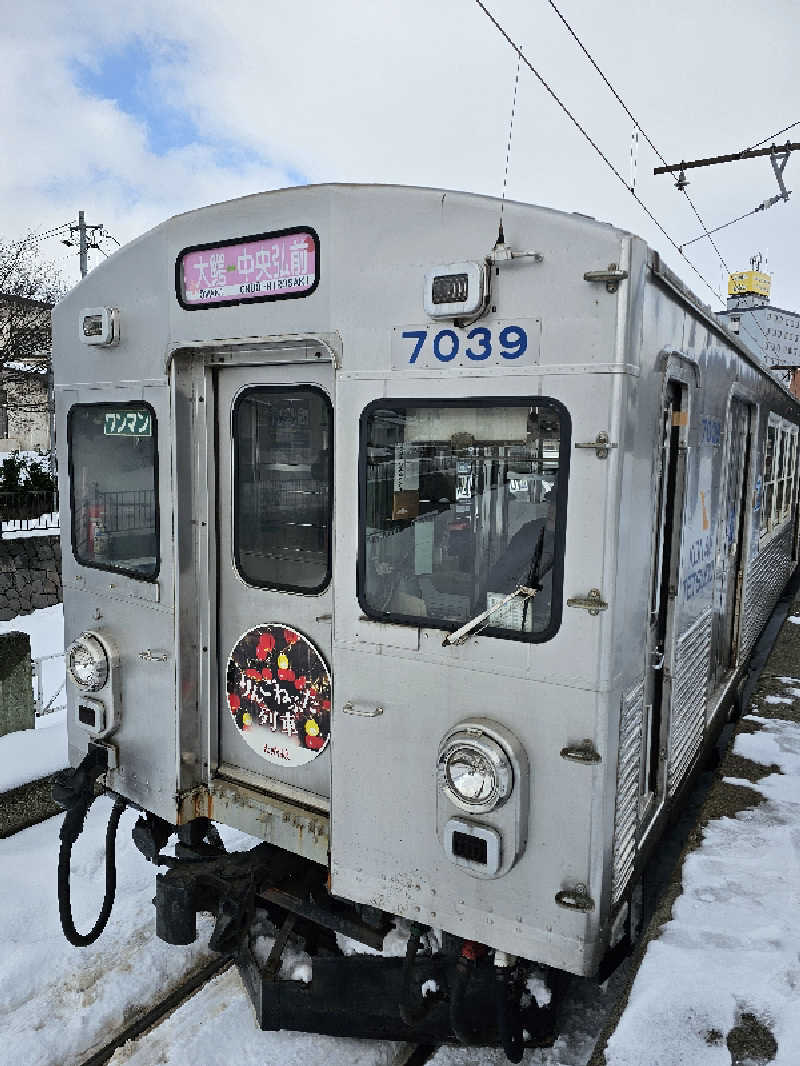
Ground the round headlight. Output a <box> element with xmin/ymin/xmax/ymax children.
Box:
<box><xmin>67</xmin><ymin>634</ymin><xmax>109</xmax><ymax>692</ymax></box>
<box><xmin>438</xmin><ymin>730</ymin><xmax>513</xmax><ymax>814</ymax></box>
<box><xmin>445</xmin><ymin>746</ymin><xmax>496</xmax><ymax>804</ymax></box>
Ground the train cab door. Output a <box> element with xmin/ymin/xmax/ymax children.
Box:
<box><xmin>713</xmin><ymin>399</ymin><xmax>752</xmax><ymax>685</ymax></box>
<box><xmin>641</xmin><ymin>381</ymin><xmax>686</xmax><ymax>822</ymax></box>
<box><xmin>214</xmin><ymin>356</ymin><xmax>334</xmax><ymax>806</ymax></box>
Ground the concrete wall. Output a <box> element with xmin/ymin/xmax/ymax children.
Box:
<box><xmin>0</xmin><ymin>536</ymin><xmax>61</xmax><ymax>621</ymax></box>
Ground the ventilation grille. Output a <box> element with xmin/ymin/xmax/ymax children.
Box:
<box><xmin>740</xmin><ymin>527</ymin><xmax>793</xmax><ymax>659</ymax></box>
<box><xmin>611</xmin><ymin>680</ymin><xmax>645</xmax><ymax>904</ymax></box>
<box><xmin>667</xmin><ymin>608</ymin><xmax>712</xmax><ymax>796</ymax></box>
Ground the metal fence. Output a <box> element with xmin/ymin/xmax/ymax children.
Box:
<box><xmin>0</xmin><ymin>490</ymin><xmax>60</xmax><ymax>537</ymax></box>
<box><xmin>32</xmin><ymin>653</ymin><xmax>66</xmax><ymax>717</ymax></box>
<box><xmin>75</xmin><ymin>489</ymin><xmax>155</xmax><ymax>555</ymax></box>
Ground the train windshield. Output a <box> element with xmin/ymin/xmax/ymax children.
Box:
<box><xmin>360</xmin><ymin>399</ymin><xmax>567</xmax><ymax>640</ymax></box>
<box><xmin>68</xmin><ymin>404</ymin><xmax>159</xmax><ymax>578</ymax></box>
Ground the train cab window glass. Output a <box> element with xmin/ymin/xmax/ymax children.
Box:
<box><xmin>360</xmin><ymin>399</ymin><xmax>568</xmax><ymax>640</ymax></box>
<box><xmin>233</xmin><ymin>387</ymin><xmax>332</xmax><ymax>592</ymax></box>
<box><xmin>69</xmin><ymin>404</ymin><xmax>159</xmax><ymax>578</ymax></box>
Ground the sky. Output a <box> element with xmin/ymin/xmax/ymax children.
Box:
<box><xmin>2</xmin><ymin>0</ymin><xmax>798</xmax><ymax>311</ymax></box>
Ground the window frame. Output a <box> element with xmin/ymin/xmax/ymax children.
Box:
<box><xmin>357</xmin><ymin>394</ymin><xmax>571</xmax><ymax>643</ymax></box>
<box><xmin>67</xmin><ymin>401</ymin><xmax>160</xmax><ymax>582</ymax></box>
<box><xmin>232</xmin><ymin>384</ymin><xmax>333</xmax><ymax>595</ymax></box>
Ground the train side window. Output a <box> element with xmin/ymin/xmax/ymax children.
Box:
<box><xmin>358</xmin><ymin>398</ymin><xmax>570</xmax><ymax>642</ymax></box>
<box><xmin>68</xmin><ymin>403</ymin><xmax>159</xmax><ymax>579</ymax></box>
<box><xmin>759</xmin><ymin>418</ymin><xmax>797</xmax><ymax>539</ymax></box>
<box><xmin>233</xmin><ymin>386</ymin><xmax>332</xmax><ymax>593</ymax></box>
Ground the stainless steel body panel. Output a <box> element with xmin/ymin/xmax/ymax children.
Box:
<box><xmin>52</xmin><ymin>184</ymin><xmax>800</xmax><ymax>978</ymax></box>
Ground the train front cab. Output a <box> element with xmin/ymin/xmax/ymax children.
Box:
<box><xmin>59</xmin><ymin>187</ymin><xmax>800</xmax><ymax>1048</ymax></box>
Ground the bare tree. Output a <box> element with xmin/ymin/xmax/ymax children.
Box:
<box><xmin>0</xmin><ymin>238</ymin><xmax>70</xmax><ymax>444</ymax></box>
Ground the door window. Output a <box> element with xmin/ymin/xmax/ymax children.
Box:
<box><xmin>233</xmin><ymin>386</ymin><xmax>332</xmax><ymax>593</ymax></box>
<box><xmin>359</xmin><ymin>398</ymin><xmax>569</xmax><ymax>641</ymax></box>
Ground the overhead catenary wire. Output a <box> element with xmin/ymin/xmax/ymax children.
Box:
<box><xmin>680</xmin><ymin>204</ymin><xmax>777</xmax><ymax>250</ymax></box>
<box><xmin>472</xmin><ymin>0</ymin><xmax>724</xmax><ymax>304</ymax></box>
<box><xmin>746</xmin><ymin>120</ymin><xmax>800</xmax><ymax>152</ymax></box>
<box><xmin>544</xmin><ymin>0</ymin><xmax>731</xmax><ymax>276</ymax></box>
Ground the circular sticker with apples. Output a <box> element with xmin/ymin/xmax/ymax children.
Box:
<box><xmin>226</xmin><ymin>624</ymin><xmax>331</xmax><ymax>767</ymax></box>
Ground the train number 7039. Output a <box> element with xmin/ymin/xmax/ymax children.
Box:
<box><xmin>400</xmin><ymin>324</ymin><xmax>530</xmax><ymax>366</ymax></box>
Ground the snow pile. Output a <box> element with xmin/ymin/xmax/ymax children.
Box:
<box><xmin>604</xmin><ymin>710</ymin><xmax>800</xmax><ymax>1066</ymax></box>
<box><xmin>0</xmin><ymin>710</ymin><xmax>66</xmax><ymax>791</ymax></box>
<box><xmin>0</xmin><ymin>604</ymin><xmax>67</xmax><ymax>791</ymax></box>
<box><xmin>1</xmin><ymin>513</ymin><xmax>59</xmax><ymax>539</ymax></box>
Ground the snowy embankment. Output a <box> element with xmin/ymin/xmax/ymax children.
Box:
<box><xmin>0</xmin><ymin>604</ymin><xmax>67</xmax><ymax>791</ymax></box>
<box><xmin>603</xmin><ymin>700</ymin><xmax>800</xmax><ymax>1066</ymax></box>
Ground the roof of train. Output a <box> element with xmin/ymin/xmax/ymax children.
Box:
<box><xmin>54</xmin><ymin>182</ymin><xmax>800</xmax><ymax>408</ymax></box>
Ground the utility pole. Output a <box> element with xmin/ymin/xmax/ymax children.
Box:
<box><xmin>62</xmin><ymin>211</ymin><xmax>106</xmax><ymax>278</ymax></box>
<box><xmin>78</xmin><ymin>210</ymin><xmax>88</xmax><ymax>278</ymax></box>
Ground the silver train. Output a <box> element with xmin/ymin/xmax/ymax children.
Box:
<box><xmin>51</xmin><ymin>185</ymin><xmax>800</xmax><ymax>1056</ymax></box>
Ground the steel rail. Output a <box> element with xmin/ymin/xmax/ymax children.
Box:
<box><xmin>77</xmin><ymin>955</ymin><xmax>233</xmax><ymax>1066</ymax></box>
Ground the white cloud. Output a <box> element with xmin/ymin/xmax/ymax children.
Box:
<box><xmin>2</xmin><ymin>0</ymin><xmax>798</xmax><ymax>306</ymax></box>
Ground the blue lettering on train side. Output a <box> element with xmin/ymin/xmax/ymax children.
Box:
<box><xmin>701</xmin><ymin>418</ymin><xmax>722</xmax><ymax>446</ymax></box>
<box><xmin>402</xmin><ymin>325</ymin><xmax>529</xmax><ymax>365</ymax></box>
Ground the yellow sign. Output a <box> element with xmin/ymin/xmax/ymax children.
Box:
<box><xmin>728</xmin><ymin>270</ymin><xmax>771</xmax><ymax>298</ymax></box>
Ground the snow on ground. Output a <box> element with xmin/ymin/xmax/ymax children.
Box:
<box><xmin>0</xmin><ymin>799</ymin><xmax>221</xmax><ymax>1066</ymax></box>
<box><xmin>106</xmin><ymin>965</ymin><xmax>408</xmax><ymax>1066</ymax></box>
<box><xmin>0</xmin><ymin>604</ymin><xmax>67</xmax><ymax>790</ymax></box>
<box><xmin>604</xmin><ymin>703</ymin><xmax>800</xmax><ymax>1066</ymax></box>
<box><xmin>0</xmin><ymin>602</ymin><xmax>64</xmax><ymax>659</ymax></box>
<box><xmin>0</xmin><ymin>709</ymin><xmax>67</xmax><ymax>791</ymax></box>
<box><xmin>0</xmin><ymin>800</ymin><xmax>405</xmax><ymax>1066</ymax></box>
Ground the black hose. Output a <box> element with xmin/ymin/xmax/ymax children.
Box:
<box><xmin>58</xmin><ymin>796</ymin><xmax>126</xmax><ymax>947</ymax></box>
<box><xmin>449</xmin><ymin>954</ymin><xmax>475</xmax><ymax>1045</ymax></box>
<box><xmin>495</xmin><ymin>966</ymin><xmax>524</xmax><ymax>1063</ymax></box>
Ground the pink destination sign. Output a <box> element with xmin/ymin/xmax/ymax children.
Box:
<box><xmin>178</xmin><ymin>228</ymin><xmax>318</xmax><ymax>307</ymax></box>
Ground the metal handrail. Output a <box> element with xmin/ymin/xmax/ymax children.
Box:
<box><xmin>32</xmin><ymin>652</ymin><xmax>66</xmax><ymax>717</ymax></box>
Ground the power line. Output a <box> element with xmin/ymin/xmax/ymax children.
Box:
<box><xmin>545</xmin><ymin>0</ymin><xmax>730</xmax><ymax>275</ymax></box>
<box><xmin>680</xmin><ymin>197</ymin><xmax>789</xmax><ymax>251</ymax></box>
<box><xmin>746</xmin><ymin>121</ymin><xmax>800</xmax><ymax>152</ymax></box>
<box><xmin>472</xmin><ymin>0</ymin><xmax>724</xmax><ymax>304</ymax></box>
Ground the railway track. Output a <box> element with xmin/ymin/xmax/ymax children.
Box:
<box><xmin>76</xmin><ymin>956</ymin><xmax>233</xmax><ymax>1066</ymax></box>
<box><xmin>72</xmin><ymin>945</ymin><xmax>439</xmax><ymax>1066</ymax></box>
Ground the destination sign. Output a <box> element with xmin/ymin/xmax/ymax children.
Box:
<box><xmin>176</xmin><ymin>227</ymin><xmax>319</xmax><ymax>309</ymax></box>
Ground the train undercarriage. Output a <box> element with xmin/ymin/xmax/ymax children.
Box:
<box><xmin>54</xmin><ymin>744</ymin><xmax>567</xmax><ymax>1062</ymax></box>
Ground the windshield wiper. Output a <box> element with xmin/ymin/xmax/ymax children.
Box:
<box><xmin>522</xmin><ymin>523</ymin><xmax>546</xmax><ymax>631</ymax></box>
<box><xmin>442</xmin><ymin>520</ymin><xmax>551</xmax><ymax>647</ymax></box>
<box><xmin>442</xmin><ymin>584</ymin><xmax>538</xmax><ymax>647</ymax></box>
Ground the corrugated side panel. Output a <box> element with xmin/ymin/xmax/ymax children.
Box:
<box><xmin>740</xmin><ymin>527</ymin><xmax>793</xmax><ymax>660</ymax></box>
<box><xmin>611</xmin><ymin>680</ymin><xmax>645</xmax><ymax>905</ymax></box>
<box><xmin>667</xmin><ymin>608</ymin><xmax>712</xmax><ymax>796</ymax></box>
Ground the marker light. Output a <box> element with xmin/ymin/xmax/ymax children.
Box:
<box><xmin>424</xmin><ymin>261</ymin><xmax>485</xmax><ymax>320</ymax></box>
<box><xmin>80</xmin><ymin>307</ymin><xmax>119</xmax><ymax>346</ymax></box>
<box><xmin>67</xmin><ymin>633</ymin><xmax>109</xmax><ymax>692</ymax></box>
